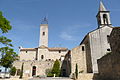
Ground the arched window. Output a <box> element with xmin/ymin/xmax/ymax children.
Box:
<box><xmin>103</xmin><ymin>14</ymin><xmax>108</xmax><ymax>24</ymax></box>
<box><xmin>32</xmin><ymin>66</ymin><xmax>36</xmax><ymax>76</ymax></box>
<box><xmin>41</xmin><ymin>55</ymin><xmax>44</xmax><ymax>59</ymax></box>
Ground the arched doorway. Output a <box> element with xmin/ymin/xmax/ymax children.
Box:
<box><xmin>32</xmin><ymin>66</ymin><xmax>36</xmax><ymax>76</ymax></box>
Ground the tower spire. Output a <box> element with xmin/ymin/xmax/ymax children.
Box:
<box><xmin>99</xmin><ymin>1</ymin><xmax>107</xmax><ymax>11</ymax></box>
<box><xmin>96</xmin><ymin>1</ymin><xmax>112</xmax><ymax>28</ymax></box>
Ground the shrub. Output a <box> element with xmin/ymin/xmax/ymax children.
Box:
<box><xmin>17</xmin><ymin>69</ymin><xmax>21</xmax><ymax>76</ymax></box>
<box><xmin>10</xmin><ymin>66</ymin><xmax>16</xmax><ymax>76</ymax></box>
<box><xmin>75</xmin><ymin>63</ymin><xmax>78</xmax><ymax>79</ymax></box>
<box><xmin>45</xmin><ymin>69</ymin><xmax>53</xmax><ymax>77</ymax></box>
<box><xmin>19</xmin><ymin>63</ymin><xmax>24</xmax><ymax>79</ymax></box>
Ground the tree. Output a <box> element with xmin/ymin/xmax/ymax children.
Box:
<box><xmin>0</xmin><ymin>11</ymin><xmax>18</xmax><ymax>73</ymax></box>
<box><xmin>0</xmin><ymin>11</ymin><xmax>11</xmax><ymax>33</ymax></box>
<box><xmin>75</xmin><ymin>63</ymin><xmax>78</xmax><ymax>79</ymax></box>
<box><xmin>10</xmin><ymin>66</ymin><xmax>16</xmax><ymax>76</ymax></box>
<box><xmin>0</xmin><ymin>47</ymin><xmax>18</xmax><ymax>73</ymax></box>
<box><xmin>51</xmin><ymin>59</ymin><xmax>61</xmax><ymax>77</ymax></box>
<box><xmin>19</xmin><ymin>63</ymin><xmax>24</xmax><ymax>79</ymax></box>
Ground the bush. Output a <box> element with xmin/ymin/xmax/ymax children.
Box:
<box><xmin>47</xmin><ymin>72</ymin><xmax>53</xmax><ymax>77</ymax></box>
<box><xmin>45</xmin><ymin>69</ymin><xmax>53</xmax><ymax>77</ymax></box>
<box><xmin>10</xmin><ymin>66</ymin><xmax>16</xmax><ymax>76</ymax></box>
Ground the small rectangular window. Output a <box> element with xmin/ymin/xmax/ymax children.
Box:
<box><xmin>82</xmin><ymin>46</ymin><xmax>84</xmax><ymax>51</ymax></box>
<box><xmin>107</xmin><ymin>48</ymin><xmax>111</xmax><ymax>51</ymax></box>
<box><xmin>107</xmin><ymin>35</ymin><xmax>110</xmax><ymax>43</ymax></box>
<box><xmin>26</xmin><ymin>51</ymin><xmax>27</xmax><ymax>53</ymax></box>
<box><xmin>43</xmin><ymin>32</ymin><xmax>45</xmax><ymax>36</ymax></box>
<box><xmin>59</xmin><ymin>50</ymin><xmax>61</xmax><ymax>53</ymax></box>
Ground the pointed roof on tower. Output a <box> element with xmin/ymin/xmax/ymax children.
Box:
<box><xmin>99</xmin><ymin>1</ymin><xmax>107</xmax><ymax>11</ymax></box>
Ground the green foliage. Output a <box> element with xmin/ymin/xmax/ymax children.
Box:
<box><xmin>45</xmin><ymin>69</ymin><xmax>53</xmax><ymax>77</ymax></box>
<box><xmin>0</xmin><ymin>36</ymin><xmax>13</xmax><ymax>47</ymax></box>
<box><xmin>47</xmin><ymin>72</ymin><xmax>53</xmax><ymax>77</ymax></box>
<box><xmin>0</xmin><ymin>11</ymin><xmax>13</xmax><ymax>47</ymax></box>
<box><xmin>10</xmin><ymin>66</ymin><xmax>16</xmax><ymax>76</ymax></box>
<box><xmin>75</xmin><ymin>63</ymin><xmax>78</xmax><ymax>79</ymax></box>
<box><xmin>0</xmin><ymin>47</ymin><xmax>18</xmax><ymax>69</ymax></box>
<box><xmin>19</xmin><ymin>63</ymin><xmax>24</xmax><ymax>79</ymax></box>
<box><xmin>46</xmin><ymin>60</ymin><xmax>61</xmax><ymax>77</ymax></box>
<box><xmin>0</xmin><ymin>11</ymin><xmax>11</xmax><ymax>33</ymax></box>
<box><xmin>0</xmin><ymin>11</ymin><xmax>18</xmax><ymax>73</ymax></box>
<box><xmin>51</xmin><ymin>59</ymin><xmax>61</xmax><ymax>77</ymax></box>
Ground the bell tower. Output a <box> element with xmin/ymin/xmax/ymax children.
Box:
<box><xmin>96</xmin><ymin>1</ymin><xmax>112</xmax><ymax>28</ymax></box>
<box><xmin>39</xmin><ymin>17</ymin><xmax>48</xmax><ymax>47</ymax></box>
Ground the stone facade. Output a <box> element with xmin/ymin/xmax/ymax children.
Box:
<box><xmin>70</xmin><ymin>45</ymin><xmax>87</xmax><ymax>76</ymax></box>
<box><xmin>19</xmin><ymin>46</ymin><xmax>68</xmax><ymax>61</ymax></box>
<box><xmin>13</xmin><ymin>60</ymin><xmax>54</xmax><ymax>78</ymax></box>
<box><xmin>13</xmin><ymin>18</ymin><xmax>68</xmax><ymax>78</ymax></box>
<box><xmin>14</xmin><ymin>44</ymin><xmax>68</xmax><ymax>78</ymax></box>
<box><xmin>97</xmin><ymin>27</ymin><xmax>120</xmax><ymax>80</ymax></box>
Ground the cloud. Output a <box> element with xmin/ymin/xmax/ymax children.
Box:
<box><xmin>60</xmin><ymin>32</ymin><xmax>75</xmax><ymax>41</ymax></box>
<box><xmin>59</xmin><ymin>24</ymin><xmax>91</xmax><ymax>41</ymax></box>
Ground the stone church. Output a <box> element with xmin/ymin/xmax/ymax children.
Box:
<box><xmin>80</xmin><ymin>1</ymin><xmax>113</xmax><ymax>73</ymax></box>
<box><xmin>13</xmin><ymin>18</ymin><xmax>69</xmax><ymax>78</ymax></box>
<box><xmin>69</xmin><ymin>1</ymin><xmax>114</xmax><ymax>77</ymax></box>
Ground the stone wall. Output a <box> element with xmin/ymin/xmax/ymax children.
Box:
<box><xmin>61</xmin><ymin>50</ymin><xmax>71</xmax><ymax>77</ymax></box>
<box><xmin>19</xmin><ymin>50</ymin><xmax>37</xmax><ymax>61</ymax></box>
<box><xmin>83</xmin><ymin>35</ymin><xmax>93</xmax><ymax>73</ymax></box>
<box><xmin>77</xmin><ymin>73</ymin><xmax>94</xmax><ymax>80</ymax></box>
<box><xmin>38</xmin><ymin>47</ymin><xmax>68</xmax><ymax>61</ymax></box>
<box><xmin>71</xmin><ymin>45</ymin><xmax>87</xmax><ymax>76</ymax></box>
<box><xmin>109</xmin><ymin>27</ymin><xmax>120</xmax><ymax>54</ymax></box>
<box><xmin>19</xmin><ymin>47</ymin><xmax>68</xmax><ymax>62</ymax></box>
<box><xmin>13</xmin><ymin>60</ymin><xmax>54</xmax><ymax>78</ymax></box>
<box><xmin>97</xmin><ymin>27</ymin><xmax>120</xmax><ymax>80</ymax></box>
<box><xmin>97</xmin><ymin>52</ymin><xmax>120</xmax><ymax>80</ymax></box>
<box><xmin>97</xmin><ymin>53</ymin><xmax>113</xmax><ymax>79</ymax></box>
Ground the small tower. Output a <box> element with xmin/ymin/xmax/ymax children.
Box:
<box><xmin>96</xmin><ymin>1</ymin><xmax>112</xmax><ymax>28</ymax></box>
<box><xmin>39</xmin><ymin>17</ymin><xmax>48</xmax><ymax>47</ymax></box>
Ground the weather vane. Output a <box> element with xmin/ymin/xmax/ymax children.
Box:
<box><xmin>41</xmin><ymin>16</ymin><xmax>48</xmax><ymax>24</ymax></box>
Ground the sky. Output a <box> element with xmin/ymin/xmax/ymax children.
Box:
<box><xmin>0</xmin><ymin>0</ymin><xmax>120</xmax><ymax>53</ymax></box>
